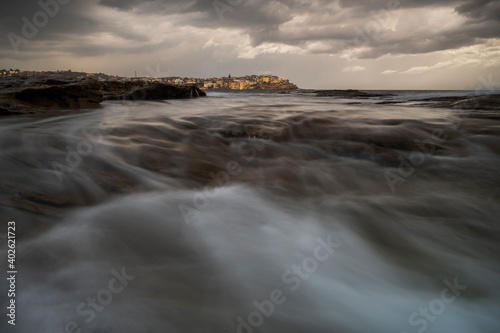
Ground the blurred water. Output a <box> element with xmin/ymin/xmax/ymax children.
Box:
<box><xmin>1</xmin><ymin>91</ymin><xmax>499</xmax><ymax>333</ymax></box>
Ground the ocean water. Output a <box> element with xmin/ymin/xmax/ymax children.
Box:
<box><xmin>1</xmin><ymin>91</ymin><xmax>499</xmax><ymax>333</ymax></box>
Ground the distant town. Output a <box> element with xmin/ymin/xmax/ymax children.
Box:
<box><xmin>0</xmin><ymin>69</ymin><xmax>298</xmax><ymax>90</ymax></box>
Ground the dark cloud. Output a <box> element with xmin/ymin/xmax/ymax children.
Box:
<box><xmin>455</xmin><ymin>0</ymin><xmax>500</xmax><ymax>20</ymax></box>
<box><xmin>99</xmin><ymin>0</ymin><xmax>152</xmax><ymax>10</ymax></box>
<box><xmin>0</xmin><ymin>0</ymin><xmax>163</xmax><ymax>59</ymax></box>
<box><xmin>90</xmin><ymin>0</ymin><xmax>500</xmax><ymax>57</ymax></box>
<box><xmin>1</xmin><ymin>0</ymin><xmax>500</xmax><ymax>62</ymax></box>
<box><xmin>99</xmin><ymin>0</ymin><xmax>197</xmax><ymax>14</ymax></box>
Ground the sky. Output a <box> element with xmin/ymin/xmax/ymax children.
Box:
<box><xmin>1</xmin><ymin>0</ymin><xmax>500</xmax><ymax>89</ymax></box>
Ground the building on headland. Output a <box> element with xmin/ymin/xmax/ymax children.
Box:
<box><xmin>0</xmin><ymin>69</ymin><xmax>23</xmax><ymax>77</ymax></box>
<box><xmin>0</xmin><ymin>71</ymin><xmax>298</xmax><ymax>90</ymax></box>
<box><xmin>193</xmin><ymin>74</ymin><xmax>297</xmax><ymax>90</ymax></box>
<box><xmin>239</xmin><ymin>81</ymin><xmax>250</xmax><ymax>90</ymax></box>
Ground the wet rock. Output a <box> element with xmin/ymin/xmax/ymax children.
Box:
<box><xmin>0</xmin><ymin>79</ymin><xmax>207</xmax><ymax>115</ymax></box>
<box><xmin>314</xmin><ymin>89</ymin><xmax>395</xmax><ymax>98</ymax></box>
<box><xmin>43</xmin><ymin>79</ymin><xmax>72</xmax><ymax>86</ymax></box>
<box><xmin>0</xmin><ymin>107</ymin><xmax>15</xmax><ymax>116</ymax></box>
<box><xmin>451</xmin><ymin>94</ymin><xmax>500</xmax><ymax>112</ymax></box>
<box><xmin>382</xmin><ymin>93</ymin><xmax>500</xmax><ymax>115</ymax></box>
<box><xmin>14</xmin><ymin>79</ymin><xmax>104</xmax><ymax>108</ymax></box>
<box><xmin>121</xmin><ymin>83</ymin><xmax>206</xmax><ymax>100</ymax></box>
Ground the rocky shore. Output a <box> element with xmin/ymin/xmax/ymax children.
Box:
<box><xmin>312</xmin><ymin>89</ymin><xmax>395</xmax><ymax>98</ymax></box>
<box><xmin>251</xmin><ymin>82</ymin><xmax>298</xmax><ymax>90</ymax></box>
<box><xmin>376</xmin><ymin>93</ymin><xmax>500</xmax><ymax>119</ymax></box>
<box><xmin>0</xmin><ymin>78</ymin><xmax>206</xmax><ymax>116</ymax></box>
<box><xmin>407</xmin><ymin>93</ymin><xmax>500</xmax><ymax>111</ymax></box>
<box><xmin>300</xmin><ymin>89</ymin><xmax>499</xmax><ymax>116</ymax></box>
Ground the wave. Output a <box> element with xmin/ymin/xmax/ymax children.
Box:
<box><xmin>1</xmin><ymin>95</ymin><xmax>499</xmax><ymax>332</ymax></box>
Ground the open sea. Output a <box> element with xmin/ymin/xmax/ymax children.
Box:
<box><xmin>1</xmin><ymin>90</ymin><xmax>499</xmax><ymax>333</ymax></box>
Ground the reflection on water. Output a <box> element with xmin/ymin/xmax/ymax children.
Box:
<box><xmin>1</xmin><ymin>91</ymin><xmax>499</xmax><ymax>333</ymax></box>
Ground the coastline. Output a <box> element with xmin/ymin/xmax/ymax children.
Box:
<box><xmin>1</xmin><ymin>75</ymin><xmax>499</xmax><ymax>118</ymax></box>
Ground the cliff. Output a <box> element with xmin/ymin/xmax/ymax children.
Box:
<box><xmin>250</xmin><ymin>82</ymin><xmax>298</xmax><ymax>90</ymax></box>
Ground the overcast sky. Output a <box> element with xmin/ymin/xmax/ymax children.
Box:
<box><xmin>1</xmin><ymin>0</ymin><xmax>499</xmax><ymax>89</ymax></box>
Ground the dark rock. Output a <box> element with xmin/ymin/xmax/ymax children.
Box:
<box><xmin>0</xmin><ymin>107</ymin><xmax>15</xmax><ymax>116</ymax></box>
<box><xmin>44</xmin><ymin>79</ymin><xmax>72</xmax><ymax>86</ymax></box>
<box><xmin>121</xmin><ymin>84</ymin><xmax>206</xmax><ymax>100</ymax></box>
<box><xmin>0</xmin><ymin>79</ymin><xmax>207</xmax><ymax>115</ymax></box>
<box><xmin>314</xmin><ymin>89</ymin><xmax>395</xmax><ymax>98</ymax></box>
<box><xmin>100</xmin><ymin>81</ymin><xmax>146</xmax><ymax>98</ymax></box>
<box><xmin>387</xmin><ymin>93</ymin><xmax>500</xmax><ymax>117</ymax></box>
<box><xmin>252</xmin><ymin>83</ymin><xmax>298</xmax><ymax>90</ymax></box>
<box><xmin>14</xmin><ymin>79</ymin><xmax>104</xmax><ymax>108</ymax></box>
<box><xmin>451</xmin><ymin>94</ymin><xmax>500</xmax><ymax>111</ymax></box>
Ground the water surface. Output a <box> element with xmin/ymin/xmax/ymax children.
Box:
<box><xmin>1</xmin><ymin>91</ymin><xmax>499</xmax><ymax>333</ymax></box>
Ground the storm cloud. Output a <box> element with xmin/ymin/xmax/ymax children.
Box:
<box><xmin>1</xmin><ymin>0</ymin><xmax>499</xmax><ymax>89</ymax></box>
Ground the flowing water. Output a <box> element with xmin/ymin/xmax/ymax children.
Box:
<box><xmin>1</xmin><ymin>91</ymin><xmax>500</xmax><ymax>333</ymax></box>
